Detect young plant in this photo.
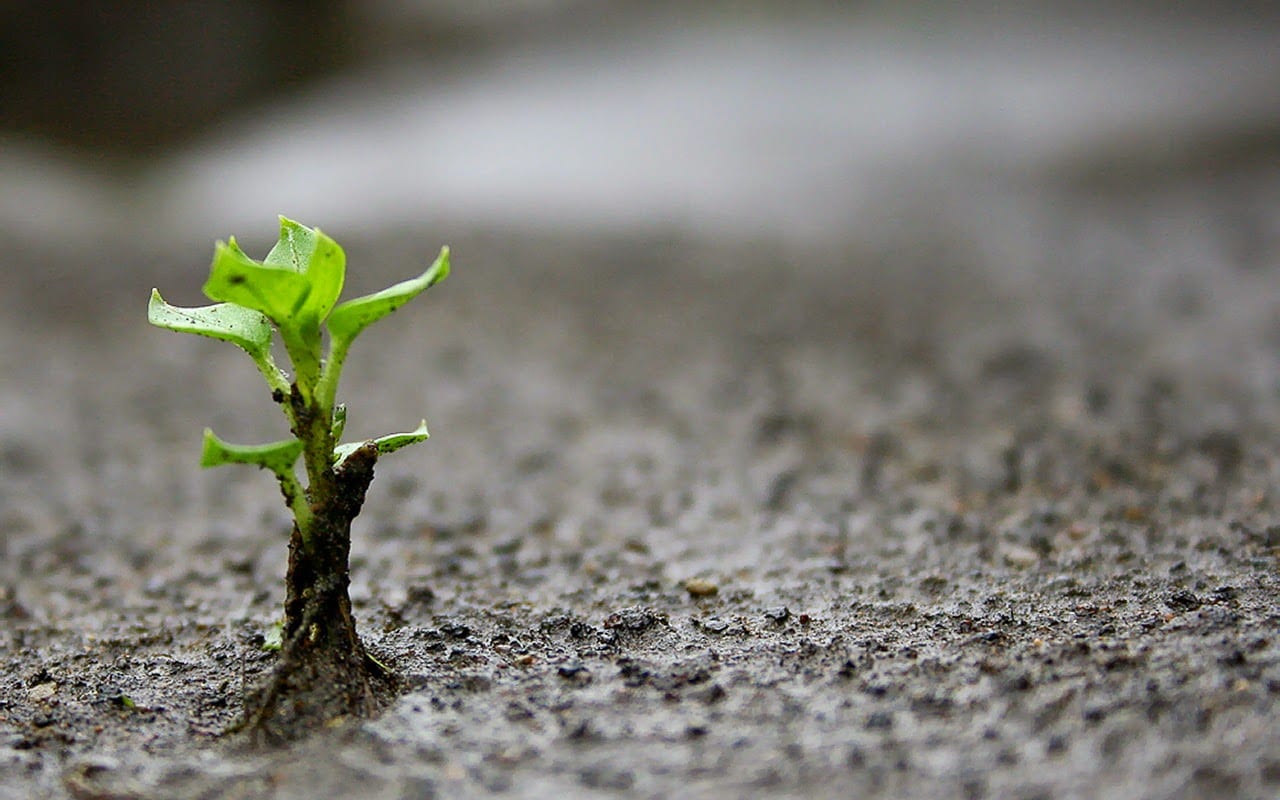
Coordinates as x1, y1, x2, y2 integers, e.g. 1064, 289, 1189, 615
149, 217, 449, 740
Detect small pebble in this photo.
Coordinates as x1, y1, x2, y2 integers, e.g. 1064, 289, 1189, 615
685, 579, 719, 597
701, 617, 730, 633
763, 606, 790, 623
1165, 589, 1202, 612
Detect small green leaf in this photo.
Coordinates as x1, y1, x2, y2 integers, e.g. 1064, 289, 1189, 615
263, 217, 312, 273
200, 428, 304, 474
265, 217, 346, 323
333, 420, 429, 467
261, 619, 284, 652
203, 237, 312, 327
332, 404, 347, 440
148, 289, 272, 359
328, 247, 449, 349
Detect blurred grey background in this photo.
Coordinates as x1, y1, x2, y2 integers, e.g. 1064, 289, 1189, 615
2, 0, 1278, 261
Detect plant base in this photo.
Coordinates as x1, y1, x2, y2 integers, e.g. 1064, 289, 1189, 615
232, 445, 397, 744
236, 639, 396, 745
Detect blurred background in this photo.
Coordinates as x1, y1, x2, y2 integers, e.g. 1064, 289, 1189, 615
2, 0, 1278, 260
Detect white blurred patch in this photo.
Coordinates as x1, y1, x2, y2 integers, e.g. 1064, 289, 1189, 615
3, 15, 1278, 248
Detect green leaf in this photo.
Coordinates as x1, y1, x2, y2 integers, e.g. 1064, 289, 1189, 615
332, 403, 347, 440
264, 217, 346, 323
333, 420, 429, 467
328, 247, 449, 349
263, 217, 311, 272
200, 428, 304, 474
261, 619, 284, 652
147, 289, 272, 359
203, 237, 312, 327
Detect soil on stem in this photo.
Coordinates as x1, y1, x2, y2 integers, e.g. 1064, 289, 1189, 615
235, 443, 398, 744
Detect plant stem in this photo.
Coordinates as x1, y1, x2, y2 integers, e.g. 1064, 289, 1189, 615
316, 338, 350, 421
273, 468, 311, 539
253, 352, 291, 398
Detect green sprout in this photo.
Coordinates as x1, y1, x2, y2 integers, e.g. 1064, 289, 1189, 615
149, 217, 449, 740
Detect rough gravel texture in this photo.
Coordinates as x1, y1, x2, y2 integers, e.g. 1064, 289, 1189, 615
2, 165, 1280, 799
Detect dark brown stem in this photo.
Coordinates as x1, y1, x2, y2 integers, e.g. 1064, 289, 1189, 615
236, 442, 393, 744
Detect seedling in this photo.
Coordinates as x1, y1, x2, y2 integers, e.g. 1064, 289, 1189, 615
149, 217, 449, 740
